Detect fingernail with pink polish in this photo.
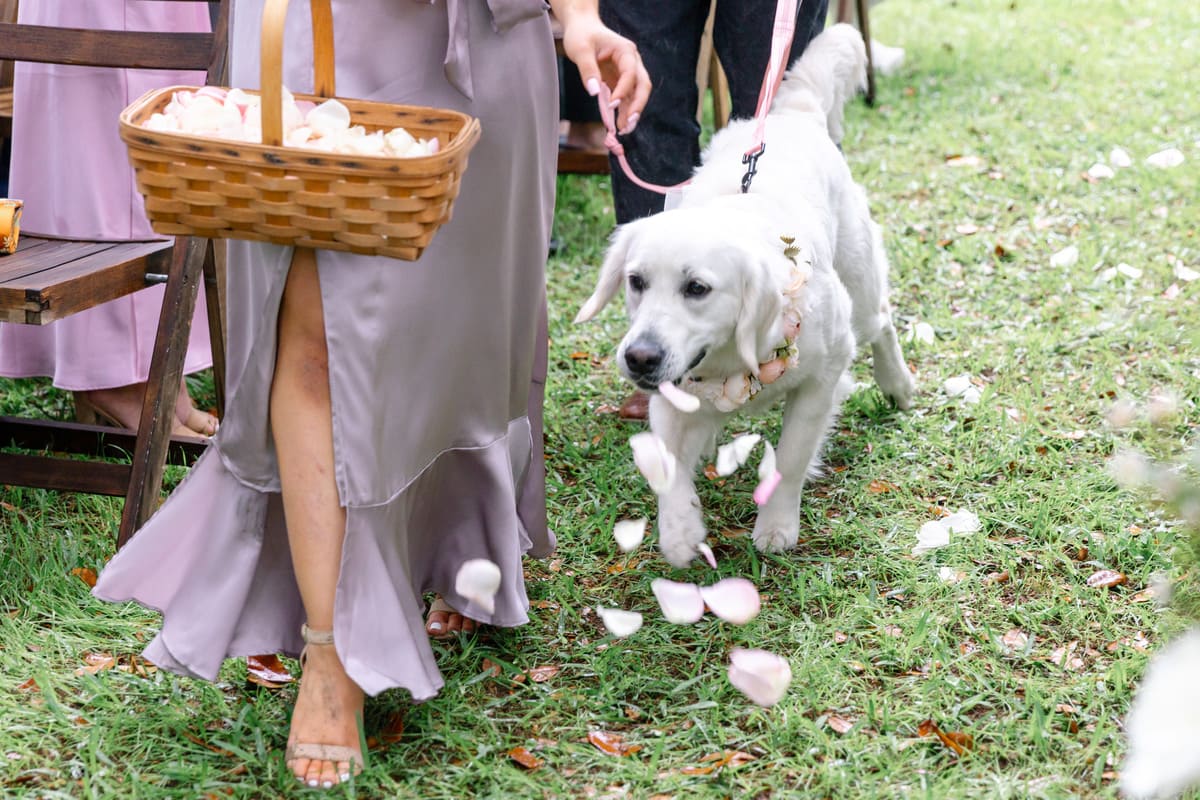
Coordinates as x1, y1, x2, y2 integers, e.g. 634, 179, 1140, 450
586, 78, 600, 96
608, 97, 621, 110
623, 112, 640, 133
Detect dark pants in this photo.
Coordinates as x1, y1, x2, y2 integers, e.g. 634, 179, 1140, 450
599, 0, 829, 224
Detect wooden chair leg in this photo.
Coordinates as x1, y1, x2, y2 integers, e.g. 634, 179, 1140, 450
203, 239, 227, 417
118, 236, 207, 549
855, 0, 877, 105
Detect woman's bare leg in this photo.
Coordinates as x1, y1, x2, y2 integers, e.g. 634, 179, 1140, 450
271, 248, 364, 788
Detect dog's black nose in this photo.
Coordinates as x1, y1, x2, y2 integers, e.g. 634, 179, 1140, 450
624, 340, 664, 376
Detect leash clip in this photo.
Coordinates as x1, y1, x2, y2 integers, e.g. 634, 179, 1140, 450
741, 143, 765, 194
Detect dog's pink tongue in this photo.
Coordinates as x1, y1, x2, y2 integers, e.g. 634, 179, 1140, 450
659, 381, 700, 413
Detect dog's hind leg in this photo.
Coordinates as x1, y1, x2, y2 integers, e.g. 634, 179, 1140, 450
870, 310, 915, 409
753, 372, 848, 554
862, 222, 915, 409
649, 396, 722, 568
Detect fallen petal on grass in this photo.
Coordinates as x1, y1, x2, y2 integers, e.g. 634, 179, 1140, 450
1087, 162, 1114, 180
700, 578, 761, 625
728, 648, 792, 707
942, 509, 982, 534
1145, 147, 1184, 168
454, 558, 501, 614
612, 518, 647, 553
1110, 146, 1132, 167
907, 321, 935, 344
651, 579, 705, 624
913, 521, 951, 555
630, 432, 678, 494
597, 607, 644, 638
1050, 245, 1079, 268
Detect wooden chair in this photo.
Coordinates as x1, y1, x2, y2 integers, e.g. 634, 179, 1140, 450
837, 0, 876, 104
0, 0, 15, 145
0, 0, 229, 548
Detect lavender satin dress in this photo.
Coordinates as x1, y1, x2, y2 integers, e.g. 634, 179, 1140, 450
95, 0, 557, 702
0, 0, 212, 390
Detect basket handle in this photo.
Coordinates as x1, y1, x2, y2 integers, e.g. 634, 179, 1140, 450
260, 0, 336, 147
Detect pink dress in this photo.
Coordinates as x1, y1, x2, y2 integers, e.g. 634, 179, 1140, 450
0, 0, 212, 390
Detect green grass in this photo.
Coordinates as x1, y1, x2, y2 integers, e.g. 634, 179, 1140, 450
3, 0, 1200, 796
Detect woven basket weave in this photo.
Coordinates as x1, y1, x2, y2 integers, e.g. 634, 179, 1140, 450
119, 0, 481, 260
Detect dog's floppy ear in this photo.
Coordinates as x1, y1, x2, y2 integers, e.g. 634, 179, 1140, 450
575, 225, 635, 323
735, 256, 783, 375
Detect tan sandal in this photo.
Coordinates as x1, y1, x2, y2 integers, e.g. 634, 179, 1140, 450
285, 624, 365, 787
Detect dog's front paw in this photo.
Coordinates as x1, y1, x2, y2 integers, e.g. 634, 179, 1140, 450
752, 509, 800, 554
658, 498, 707, 568
874, 360, 916, 411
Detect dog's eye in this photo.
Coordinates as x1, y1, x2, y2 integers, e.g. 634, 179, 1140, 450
628, 274, 646, 293
683, 279, 711, 299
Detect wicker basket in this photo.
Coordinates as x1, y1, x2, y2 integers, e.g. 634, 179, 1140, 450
119, 0, 481, 260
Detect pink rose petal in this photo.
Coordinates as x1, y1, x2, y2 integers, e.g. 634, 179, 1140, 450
728, 647, 792, 707
700, 578, 761, 625
753, 470, 782, 506
658, 381, 700, 413
697, 541, 718, 569
651, 579, 705, 624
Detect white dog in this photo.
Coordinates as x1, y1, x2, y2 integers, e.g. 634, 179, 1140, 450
575, 24, 916, 568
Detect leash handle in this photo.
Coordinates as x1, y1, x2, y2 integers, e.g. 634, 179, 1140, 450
596, 82, 689, 195
592, 0, 801, 197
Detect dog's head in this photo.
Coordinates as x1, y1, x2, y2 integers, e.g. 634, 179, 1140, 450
575, 206, 786, 391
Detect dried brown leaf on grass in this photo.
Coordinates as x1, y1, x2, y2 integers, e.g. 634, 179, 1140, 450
70, 567, 97, 588
508, 746, 545, 770
680, 750, 756, 775
1086, 569, 1128, 589
826, 714, 855, 735
587, 730, 642, 757
917, 719, 975, 756
245, 654, 293, 688
527, 665, 560, 683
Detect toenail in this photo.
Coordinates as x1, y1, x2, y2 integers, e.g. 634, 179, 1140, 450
429, 621, 443, 632
307, 779, 319, 787
339, 773, 351, 781
322, 780, 333, 788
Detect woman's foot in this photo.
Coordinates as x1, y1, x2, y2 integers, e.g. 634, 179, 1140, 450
286, 630, 365, 788
173, 380, 219, 437
425, 596, 479, 639
74, 379, 217, 439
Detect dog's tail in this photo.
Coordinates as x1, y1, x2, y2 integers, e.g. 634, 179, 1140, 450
772, 23, 867, 145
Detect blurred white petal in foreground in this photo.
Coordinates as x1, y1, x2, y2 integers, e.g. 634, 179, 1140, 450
612, 518, 647, 553
454, 559, 501, 614
1121, 628, 1200, 799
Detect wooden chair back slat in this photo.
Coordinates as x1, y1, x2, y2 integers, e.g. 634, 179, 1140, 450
0, 25, 215, 72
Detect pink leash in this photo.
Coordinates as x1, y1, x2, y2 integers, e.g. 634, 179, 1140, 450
597, 0, 800, 196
